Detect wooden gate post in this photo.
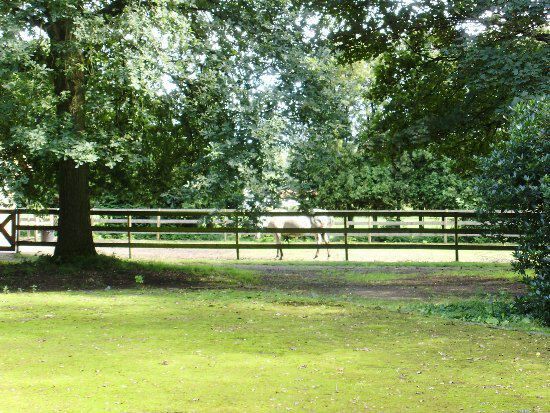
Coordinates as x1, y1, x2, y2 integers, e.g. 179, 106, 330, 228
15, 209, 20, 254
367, 216, 371, 243
156, 209, 161, 241
443, 211, 448, 244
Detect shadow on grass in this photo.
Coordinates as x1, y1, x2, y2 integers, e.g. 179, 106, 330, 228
0, 254, 260, 291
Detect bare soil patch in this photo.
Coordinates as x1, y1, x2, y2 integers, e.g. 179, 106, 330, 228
232, 263, 525, 299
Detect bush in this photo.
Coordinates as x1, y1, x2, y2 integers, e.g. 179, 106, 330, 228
476, 97, 549, 324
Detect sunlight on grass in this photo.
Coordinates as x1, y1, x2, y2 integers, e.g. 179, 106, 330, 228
0, 290, 547, 413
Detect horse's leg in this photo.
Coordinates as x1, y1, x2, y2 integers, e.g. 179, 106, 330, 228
324, 233, 330, 258
314, 233, 320, 259
274, 233, 280, 260
275, 233, 284, 260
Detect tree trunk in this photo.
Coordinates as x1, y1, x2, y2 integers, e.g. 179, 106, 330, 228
47, 17, 97, 258
54, 160, 96, 258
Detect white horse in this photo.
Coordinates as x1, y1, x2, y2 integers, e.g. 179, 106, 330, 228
259, 215, 333, 260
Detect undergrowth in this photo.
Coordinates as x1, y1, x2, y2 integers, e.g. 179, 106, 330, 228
413, 294, 537, 327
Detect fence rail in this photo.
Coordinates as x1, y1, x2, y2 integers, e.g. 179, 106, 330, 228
3, 208, 519, 261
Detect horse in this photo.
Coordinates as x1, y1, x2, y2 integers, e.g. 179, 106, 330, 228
259, 215, 333, 260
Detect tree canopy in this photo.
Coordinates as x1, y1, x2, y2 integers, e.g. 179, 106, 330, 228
308, 0, 549, 163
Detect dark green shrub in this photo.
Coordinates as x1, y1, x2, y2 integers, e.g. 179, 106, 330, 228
476, 97, 549, 324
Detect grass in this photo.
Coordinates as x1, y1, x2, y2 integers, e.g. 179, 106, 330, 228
319, 267, 522, 285
0, 255, 261, 290
1, 290, 548, 412
0, 256, 547, 412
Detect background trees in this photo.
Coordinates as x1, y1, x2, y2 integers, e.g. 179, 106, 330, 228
1, 1, 481, 221
308, 0, 549, 163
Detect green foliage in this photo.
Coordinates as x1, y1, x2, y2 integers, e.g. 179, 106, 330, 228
310, 0, 549, 163
476, 97, 549, 324
289, 144, 473, 209
2, 0, 544, 217
417, 297, 533, 326
0, 1, 308, 210
392, 150, 475, 209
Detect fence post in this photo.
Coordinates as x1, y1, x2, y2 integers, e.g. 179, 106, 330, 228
372, 215, 377, 242
344, 215, 349, 261
235, 213, 240, 260
14, 209, 20, 254
443, 210, 448, 244
224, 215, 228, 242
454, 213, 459, 262
156, 209, 161, 241
127, 214, 132, 259
367, 216, 371, 243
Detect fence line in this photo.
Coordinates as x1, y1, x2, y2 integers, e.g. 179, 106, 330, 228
6, 208, 519, 261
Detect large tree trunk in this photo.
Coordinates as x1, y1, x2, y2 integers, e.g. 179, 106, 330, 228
48, 17, 97, 258
54, 160, 96, 258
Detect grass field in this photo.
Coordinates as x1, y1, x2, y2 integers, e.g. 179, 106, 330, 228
0, 257, 548, 412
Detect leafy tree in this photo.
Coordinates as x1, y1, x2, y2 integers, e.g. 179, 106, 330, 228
0, 0, 307, 257
290, 144, 474, 210
279, 53, 474, 210
476, 98, 549, 324
0, 1, 198, 257
308, 0, 549, 163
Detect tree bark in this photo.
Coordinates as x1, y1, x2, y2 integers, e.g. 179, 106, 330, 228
54, 159, 96, 258
47, 16, 96, 258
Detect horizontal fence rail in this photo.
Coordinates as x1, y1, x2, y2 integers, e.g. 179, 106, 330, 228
5, 208, 521, 261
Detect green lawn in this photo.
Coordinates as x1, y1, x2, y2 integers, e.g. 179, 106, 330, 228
0, 258, 548, 412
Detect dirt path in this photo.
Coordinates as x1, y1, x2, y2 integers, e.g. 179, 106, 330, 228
233, 263, 525, 300
8, 245, 514, 262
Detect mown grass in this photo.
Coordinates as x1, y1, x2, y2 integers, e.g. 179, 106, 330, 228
1, 289, 548, 413
319, 268, 521, 285
0, 256, 547, 412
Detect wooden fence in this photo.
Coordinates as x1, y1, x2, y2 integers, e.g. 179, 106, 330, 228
3, 208, 519, 261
